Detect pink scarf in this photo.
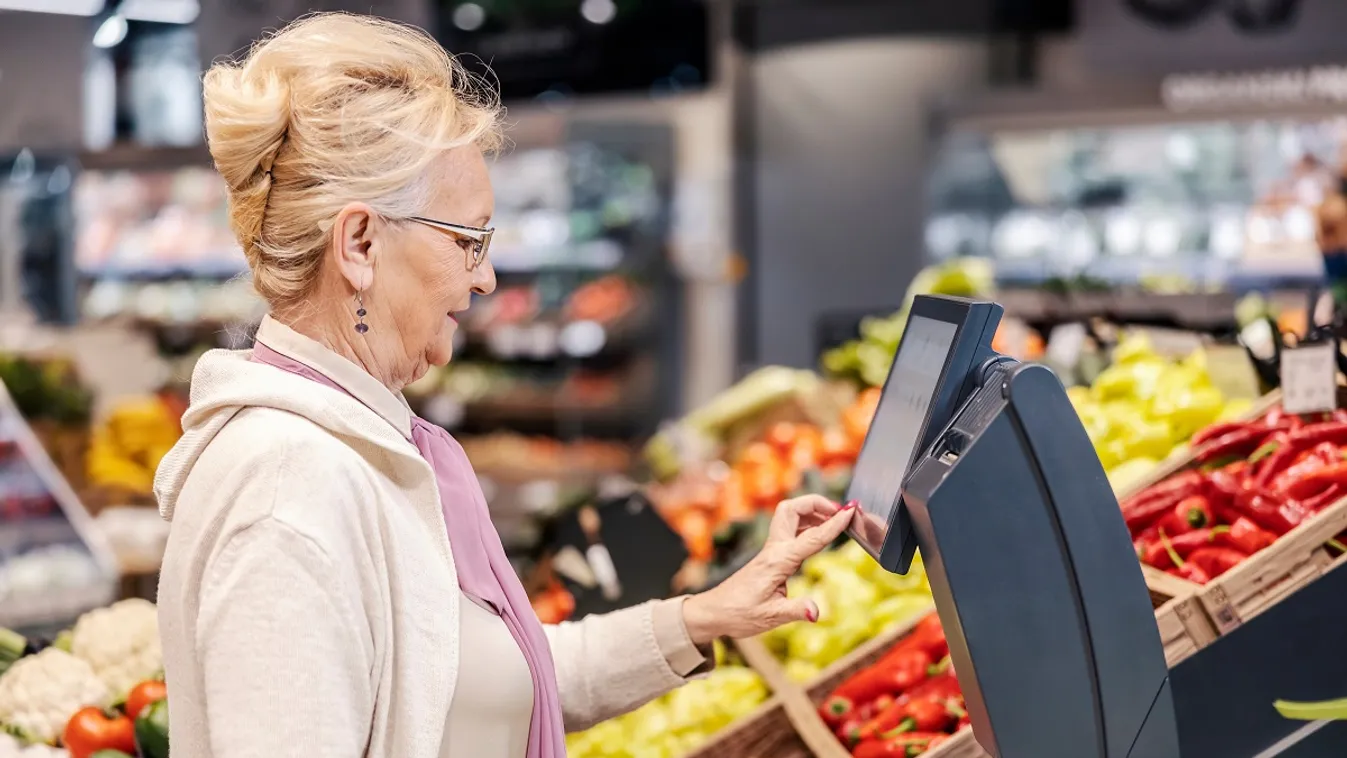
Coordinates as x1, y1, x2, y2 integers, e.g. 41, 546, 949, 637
250, 341, 565, 758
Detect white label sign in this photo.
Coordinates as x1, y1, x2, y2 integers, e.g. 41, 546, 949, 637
1281, 343, 1339, 415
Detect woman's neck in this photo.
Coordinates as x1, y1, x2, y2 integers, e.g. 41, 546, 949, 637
270, 307, 410, 392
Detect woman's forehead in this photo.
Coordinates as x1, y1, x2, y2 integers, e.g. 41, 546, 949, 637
427, 146, 494, 222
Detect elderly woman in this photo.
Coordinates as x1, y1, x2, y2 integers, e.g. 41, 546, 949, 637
153, 12, 858, 758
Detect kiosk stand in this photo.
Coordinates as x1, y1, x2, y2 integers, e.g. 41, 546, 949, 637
845, 295, 1179, 758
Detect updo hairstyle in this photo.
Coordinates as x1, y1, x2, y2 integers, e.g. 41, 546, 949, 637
202, 13, 503, 309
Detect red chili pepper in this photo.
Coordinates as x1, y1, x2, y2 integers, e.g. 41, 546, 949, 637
1142, 527, 1226, 568
837, 695, 894, 746
821, 694, 856, 728
838, 648, 935, 706
900, 671, 962, 704
1122, 471, 1205, 508
1174, 495, 1212, 531
1187, 547, 1248, 579
1194, 427, 1275, 464
1122, 491, 1187, 532
853, 733, 950, 758
1224, 517, 1276, 555
1133, 523, 1160, 559
895, 698, 956, 733
1230, 488, 1305, 536
1283, 462, 1347, 501
1176, 562, 1212, 584
1301, 484, 1346, 512
1288, 421, 1347, 448
1191, 420, 1257, 447
1250, 432, 1301, 488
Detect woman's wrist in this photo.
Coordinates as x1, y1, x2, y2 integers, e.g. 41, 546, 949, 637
681, 593, 720, 647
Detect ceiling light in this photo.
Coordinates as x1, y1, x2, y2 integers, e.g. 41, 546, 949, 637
452, 2, 485, 31
92, 13, 128, 48
580, 0, 616, 25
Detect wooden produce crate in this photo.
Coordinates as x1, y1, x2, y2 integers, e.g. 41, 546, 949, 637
684, 697, 811, 758
1118, 387, 1347, 636
1198, 493, 1347, 634
734, 611, 984, 758
1144, 567, 1218, 667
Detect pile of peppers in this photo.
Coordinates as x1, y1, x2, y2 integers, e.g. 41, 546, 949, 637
817, 614, 968, 757
1122, 406, 1347, 584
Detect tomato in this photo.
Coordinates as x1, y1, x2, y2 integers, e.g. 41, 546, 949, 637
125, 679, 168, 720
63, 707, 137, 758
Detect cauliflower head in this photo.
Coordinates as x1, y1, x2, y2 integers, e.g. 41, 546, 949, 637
71, 598, 162, 700
0, 648, 110, 745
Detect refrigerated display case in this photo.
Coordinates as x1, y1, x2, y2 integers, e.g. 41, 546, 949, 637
924, 95, 1345, 292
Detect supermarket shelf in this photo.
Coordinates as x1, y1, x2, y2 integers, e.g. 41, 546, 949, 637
79, 259, 248, 281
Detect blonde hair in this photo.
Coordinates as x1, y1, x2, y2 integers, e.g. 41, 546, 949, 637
203, 13, 503, 308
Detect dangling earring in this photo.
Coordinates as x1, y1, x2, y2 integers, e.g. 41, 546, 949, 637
355, 291, 369, 334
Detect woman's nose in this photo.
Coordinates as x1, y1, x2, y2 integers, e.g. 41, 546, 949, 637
471, 260, 497, 296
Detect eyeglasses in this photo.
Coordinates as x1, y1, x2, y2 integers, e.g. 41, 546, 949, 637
406, 216, 494, 271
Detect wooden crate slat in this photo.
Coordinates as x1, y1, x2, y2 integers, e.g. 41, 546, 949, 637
733, 635, 851, 758
927, 727, 991, 758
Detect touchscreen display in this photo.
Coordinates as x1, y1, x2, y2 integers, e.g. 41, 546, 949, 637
847, 315, 958, 553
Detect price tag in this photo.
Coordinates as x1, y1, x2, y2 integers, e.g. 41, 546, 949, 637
1280, 343, 1339, 415
1203, 345, 1262, 400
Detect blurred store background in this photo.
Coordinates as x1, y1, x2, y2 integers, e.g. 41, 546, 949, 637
6, 1, 1347, 756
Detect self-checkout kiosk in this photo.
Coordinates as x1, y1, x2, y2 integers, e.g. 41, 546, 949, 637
845, 295, 1180, 758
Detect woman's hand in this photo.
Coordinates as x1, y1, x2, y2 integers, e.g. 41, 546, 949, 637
681, 495, 857, 645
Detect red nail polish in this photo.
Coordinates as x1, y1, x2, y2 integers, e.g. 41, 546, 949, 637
843, 500, 859, 510
805, 605, 819, 623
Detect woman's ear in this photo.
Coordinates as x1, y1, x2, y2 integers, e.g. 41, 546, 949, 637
331, 202, 380, 292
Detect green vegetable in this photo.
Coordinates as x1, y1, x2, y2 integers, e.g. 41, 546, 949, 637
1275, 697, 1347, 721
0, 628, 26, 678
134, 698, 170, 758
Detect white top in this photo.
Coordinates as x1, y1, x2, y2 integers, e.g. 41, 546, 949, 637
154, 316, 710, 758
442, 594, 534, 758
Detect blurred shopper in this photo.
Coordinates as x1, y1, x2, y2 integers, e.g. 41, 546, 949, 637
152, 13, 855, 758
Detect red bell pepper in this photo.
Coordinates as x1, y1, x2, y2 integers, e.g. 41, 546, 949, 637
1122, 491, 1188, 533
1224, 517, 1276, 555
1187, 547, 1248, 579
